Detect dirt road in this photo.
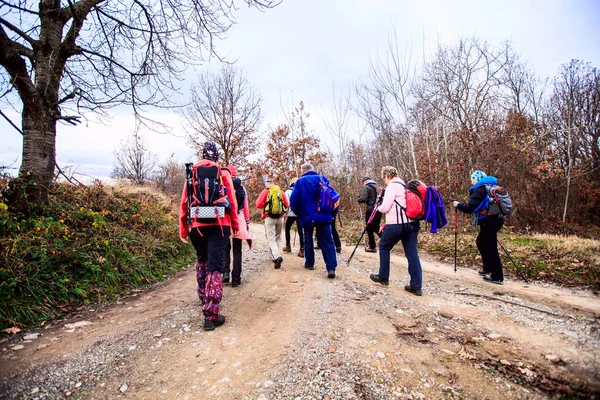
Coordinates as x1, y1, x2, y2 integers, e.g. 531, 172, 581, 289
1, 224, 599, 399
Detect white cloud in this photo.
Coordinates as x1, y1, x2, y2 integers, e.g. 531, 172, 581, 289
2, 0, 599, 181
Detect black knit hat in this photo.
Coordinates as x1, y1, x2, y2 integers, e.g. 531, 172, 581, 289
362, 176, 372, 182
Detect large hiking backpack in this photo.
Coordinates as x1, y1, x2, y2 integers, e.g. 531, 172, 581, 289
265, 185, 287, 218
185, 163, 231, 223
403, 180, 428, 220
484, 185, 513, 216
232, 177, 246, 212
317, 176, 341, 215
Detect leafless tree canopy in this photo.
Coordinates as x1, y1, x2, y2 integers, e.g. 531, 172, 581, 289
183, 65, 262, 170
112, 134, 157, 185
0, 0, 279, 210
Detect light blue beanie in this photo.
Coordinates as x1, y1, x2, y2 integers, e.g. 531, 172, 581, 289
470, 170, 487, 182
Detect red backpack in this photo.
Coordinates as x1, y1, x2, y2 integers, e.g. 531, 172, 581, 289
392, 180, 427, 221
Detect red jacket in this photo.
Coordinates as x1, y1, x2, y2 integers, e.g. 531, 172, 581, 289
255, 185, 289, 219
179, 160, 239, 238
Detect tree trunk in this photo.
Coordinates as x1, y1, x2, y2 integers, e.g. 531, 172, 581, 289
12, 107, 56, 212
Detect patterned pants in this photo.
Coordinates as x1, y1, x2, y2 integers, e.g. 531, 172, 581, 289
195, 260, 223, 321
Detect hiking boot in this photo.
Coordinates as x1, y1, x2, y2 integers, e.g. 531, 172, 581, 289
304, 263, 314, 270
404, 285, 423, 296
336, 247, 342, 254
297, 248, 304, 258
231, 281, 241, 288
483, 276, 504, 285
315, 244, 321, 250
282, 245, 291, 253
327, 270, 336, 279
274, 256, 283, 269
369, 273, 389, 286
222, 271, 230, 283
478, 270, 491, 276
365, 248, 377, 253
203, 314, 226, 331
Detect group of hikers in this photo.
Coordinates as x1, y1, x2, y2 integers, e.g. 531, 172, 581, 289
179, 141, 508, 331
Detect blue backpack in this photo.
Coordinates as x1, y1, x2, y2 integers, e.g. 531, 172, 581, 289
317, 176, 340, 215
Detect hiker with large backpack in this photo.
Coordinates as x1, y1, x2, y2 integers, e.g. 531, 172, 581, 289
283, 177, 305, 258
358, 176, 379, 252
222, 165, 252, 287
179, 141, 239, 331
452, 170, 509, 285
256, 178, 289, 269
369, 166, 424, 296
290, 162, 339, 279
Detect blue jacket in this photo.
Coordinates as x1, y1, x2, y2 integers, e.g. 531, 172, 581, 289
457, 176, 503, 222
290, 170, 333, 227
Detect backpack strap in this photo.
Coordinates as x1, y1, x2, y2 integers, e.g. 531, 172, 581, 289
389, 181, 407, 225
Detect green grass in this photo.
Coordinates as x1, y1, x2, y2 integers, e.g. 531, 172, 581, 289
0, 182, 193, 331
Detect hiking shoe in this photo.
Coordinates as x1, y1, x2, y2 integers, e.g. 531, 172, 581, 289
231, 281, 241, 288
315, 245, 321, 250
483, 276, 504, 285
327, 270, 336, 279
404, 285, 423, 296
369, 274, 389, 286
336, 247, 342, 254
222, 271, 230, 283
282, 245, 291, 253
304, 263, 314, 270
274, 256, 283, 269
365, 248, 377, 253
203, 314, 226, 331
478, 270, 491, 276
297, 248, 304, 258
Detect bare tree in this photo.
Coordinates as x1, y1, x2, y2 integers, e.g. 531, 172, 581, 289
183, 65, 262, 170
112, 134, 157, 185
0, 0, 279, 212
153, 155, 186, 196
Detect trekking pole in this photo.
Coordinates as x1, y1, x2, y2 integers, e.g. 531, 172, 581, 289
347, 226, 368, 267
358, 204, 367, 249
453, 206, 458, 273
347, 208, 378, 267
497, 240, 528, 283
185, 163, 193, 226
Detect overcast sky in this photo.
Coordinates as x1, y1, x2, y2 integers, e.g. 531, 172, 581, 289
1, 0, 599, 182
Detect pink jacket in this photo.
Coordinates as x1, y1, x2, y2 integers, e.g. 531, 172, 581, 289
377, 177, 415, 224
232, 186, 251, 242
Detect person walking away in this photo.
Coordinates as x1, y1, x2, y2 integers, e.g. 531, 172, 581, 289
358, 176, 379, 252
369, 166, 423, 296
290, 163, 338, 279
179, 142, 239, 330
283, 177, 305, 257
452, 170, 505, 284
223, 165, 252, 287
256, 178, 289, 268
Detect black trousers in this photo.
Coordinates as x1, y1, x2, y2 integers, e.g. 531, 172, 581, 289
285, 216, 304, 249
189, 226, 231, 273
477, 219, 504, 281
364, 208, 379, 249
223, 238, 243, 284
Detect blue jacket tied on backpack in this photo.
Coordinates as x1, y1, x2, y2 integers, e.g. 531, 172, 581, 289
290, 170, 334, 228
424, 186, 447, 233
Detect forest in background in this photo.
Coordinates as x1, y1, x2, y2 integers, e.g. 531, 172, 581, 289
145, 37, 599, 237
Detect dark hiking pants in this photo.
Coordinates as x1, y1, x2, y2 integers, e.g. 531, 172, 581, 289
477, 219, 504, 281
190, 226, 230, 320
